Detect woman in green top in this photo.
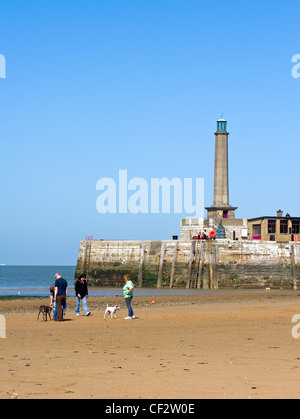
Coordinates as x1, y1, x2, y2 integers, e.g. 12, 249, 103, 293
123, 274, 135, 319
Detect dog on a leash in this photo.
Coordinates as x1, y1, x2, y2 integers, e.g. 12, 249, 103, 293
104, 304, 120, 319
37, 305, 52, 322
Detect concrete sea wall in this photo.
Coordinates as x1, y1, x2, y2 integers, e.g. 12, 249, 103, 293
75, 240, 300, 289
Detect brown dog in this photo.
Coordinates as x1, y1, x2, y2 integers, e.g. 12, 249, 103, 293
37, 305, 52, 322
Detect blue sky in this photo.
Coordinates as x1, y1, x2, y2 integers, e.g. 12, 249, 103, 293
0, 0, 299, 265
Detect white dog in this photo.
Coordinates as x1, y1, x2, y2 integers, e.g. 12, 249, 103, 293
104, 304, 120, 319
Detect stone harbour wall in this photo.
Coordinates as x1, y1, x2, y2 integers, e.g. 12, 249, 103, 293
75, 240, 300, 289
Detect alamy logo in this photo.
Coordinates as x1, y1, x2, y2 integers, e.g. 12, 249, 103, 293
292, 54, 300, 79
96, 170, 204, 218
0, 54, 6, 79
291, 314, 300, 339
0, 315, 6, 339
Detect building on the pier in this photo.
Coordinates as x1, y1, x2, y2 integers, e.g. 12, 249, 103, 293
248, 210, 300, 243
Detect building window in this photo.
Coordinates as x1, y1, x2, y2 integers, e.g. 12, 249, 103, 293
292, 221, 300, 234
280, 220, 288, 234
268, 220, 276, 234
252, 225, 261, 236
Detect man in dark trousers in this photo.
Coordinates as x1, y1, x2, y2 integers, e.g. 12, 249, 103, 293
54, 273, 68, 322
75, 273, 91, 316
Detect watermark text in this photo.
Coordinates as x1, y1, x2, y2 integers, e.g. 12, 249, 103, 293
292, 314, 300, 339
0, 315, 6, 339
96, 170, 204, 218
292, 54, 300, 79
0, 54, 6, 79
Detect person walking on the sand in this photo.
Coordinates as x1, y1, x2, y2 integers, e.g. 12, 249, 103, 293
75, 273, 91, 317
123, 274, 135, 319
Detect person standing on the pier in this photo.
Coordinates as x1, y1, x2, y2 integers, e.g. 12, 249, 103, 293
123, 274, 135, 319
54, 273, 68, 322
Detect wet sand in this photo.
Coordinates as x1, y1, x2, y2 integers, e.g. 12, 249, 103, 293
1, 291, 300, 399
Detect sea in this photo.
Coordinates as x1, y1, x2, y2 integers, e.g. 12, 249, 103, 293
0, 266, 77, 297
0, 266, 274, 298
0, 265, 217, 297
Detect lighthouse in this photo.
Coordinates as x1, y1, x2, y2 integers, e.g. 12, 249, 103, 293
206, 117, 237, 223
180, 117, 247, 241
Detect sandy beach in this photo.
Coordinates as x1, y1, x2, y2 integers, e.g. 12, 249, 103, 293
1, 291, 300, 399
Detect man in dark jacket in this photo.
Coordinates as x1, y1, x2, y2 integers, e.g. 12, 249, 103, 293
75, 273, 91, 317
54, 273, 68, 322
